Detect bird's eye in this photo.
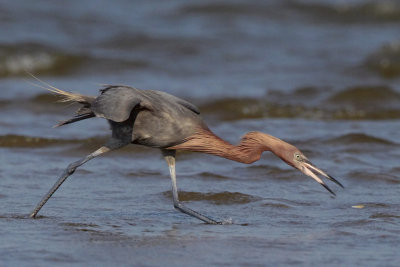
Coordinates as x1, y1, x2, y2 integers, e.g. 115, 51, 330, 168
294, 153, 301, 160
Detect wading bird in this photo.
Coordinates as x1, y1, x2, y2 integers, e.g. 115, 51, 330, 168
30, 84, 343, 224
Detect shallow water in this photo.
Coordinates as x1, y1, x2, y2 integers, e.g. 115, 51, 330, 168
1, 0, 399, 266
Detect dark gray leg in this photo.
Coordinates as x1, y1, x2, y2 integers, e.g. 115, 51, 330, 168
162, 150, 221, 224
30, 141, 126, 218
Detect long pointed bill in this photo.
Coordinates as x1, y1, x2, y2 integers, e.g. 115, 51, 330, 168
301, 160, 344, 196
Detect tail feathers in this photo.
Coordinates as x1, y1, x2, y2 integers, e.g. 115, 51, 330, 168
46, 87, 95, 104
27, 72, 95, 104
48, 88, 88, 103
54, 113, 96, 128
45, 86, 96, 127
27, 73, 97, 127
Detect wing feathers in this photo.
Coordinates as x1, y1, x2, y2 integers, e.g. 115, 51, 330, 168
91, 86, 200, 122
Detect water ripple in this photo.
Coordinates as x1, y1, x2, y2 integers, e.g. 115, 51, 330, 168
163, 191, 262, 205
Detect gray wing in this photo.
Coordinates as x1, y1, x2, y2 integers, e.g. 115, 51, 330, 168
91, 86, 201, 122
150, 90, 200, 114
91, 86, 149, 122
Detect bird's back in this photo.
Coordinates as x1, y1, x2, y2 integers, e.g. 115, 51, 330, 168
91, 86, 208, 148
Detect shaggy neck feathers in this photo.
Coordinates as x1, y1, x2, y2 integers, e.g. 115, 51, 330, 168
168, 129, 285, 164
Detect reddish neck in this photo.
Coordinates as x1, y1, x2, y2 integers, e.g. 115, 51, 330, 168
168, 129, 285, 164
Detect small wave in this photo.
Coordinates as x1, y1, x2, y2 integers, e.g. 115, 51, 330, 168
0, 93, 76, 116
261, 202, 291, 209
264, 198, 318, 207
321, 85, 400, 119
332, 219, 372, 227
0, 134, 104, 148
179, 2, 275, 17
0, 214, 31, 220
0, 42, 148, 78
196, 171, 232, 180
163, 191, 262, 205
326, 133, 395, 145
347, 171, 399, 184
198, 84, 400, 120
61, 222, 99, 228
199, 98, 400, 121
0, 43, 83, 77
181, 3, 254, 15
370, 213, 400, 219
327, 85, 400, 106
365, 41, 400, 78
0, 99, 8, 108
245, 165, 298, 181
391, 167, 400, 173
126, 170, 162, 178
199, 98, 263, 120
101, 33, 205, 58
332, 230, 357, 237
287, 0, 400, 23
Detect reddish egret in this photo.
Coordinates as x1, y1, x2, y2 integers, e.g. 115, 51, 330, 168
30, 84, 343, 224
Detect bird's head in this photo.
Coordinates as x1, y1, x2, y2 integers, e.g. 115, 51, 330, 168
240, 132, 343, 195
274, 142, 344, 196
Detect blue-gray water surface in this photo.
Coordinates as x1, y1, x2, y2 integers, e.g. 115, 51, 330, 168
0, 0, 399, 266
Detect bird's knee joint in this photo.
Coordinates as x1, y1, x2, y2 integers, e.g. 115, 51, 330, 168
66, 163, 77, 175
173, 202, 182, 210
